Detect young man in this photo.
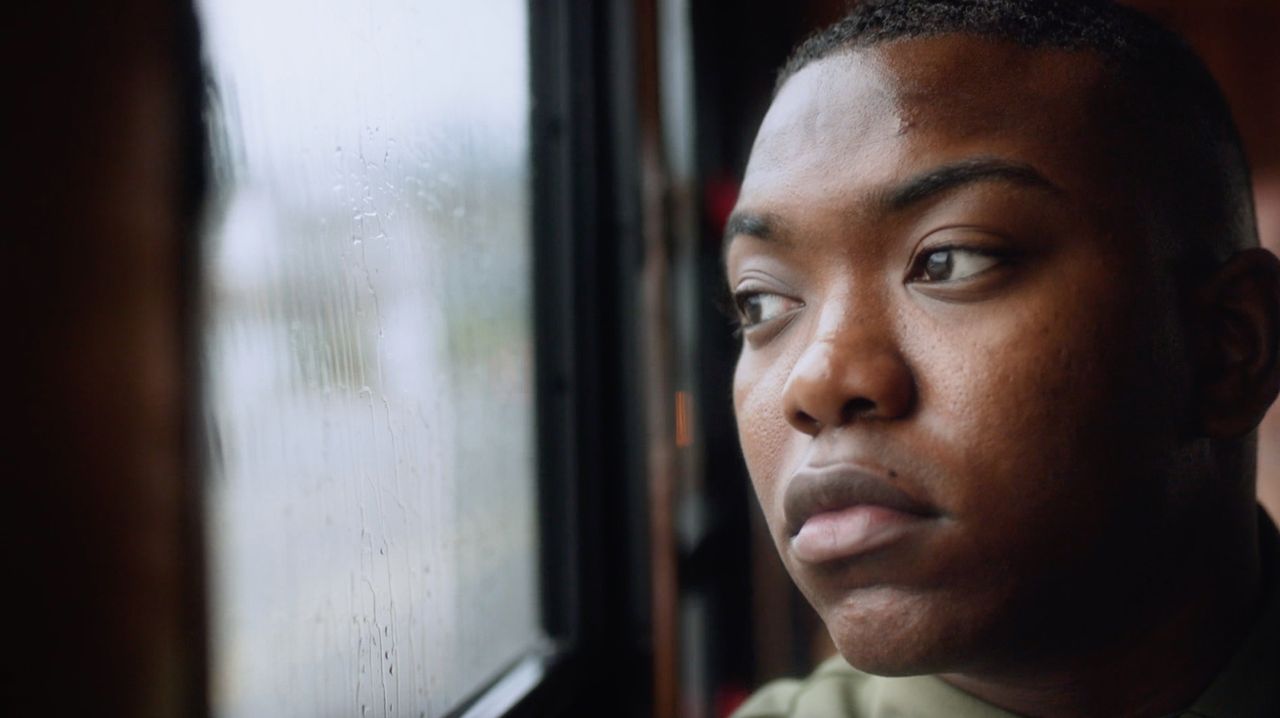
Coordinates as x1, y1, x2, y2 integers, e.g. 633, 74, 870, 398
723, 1, 1280, 715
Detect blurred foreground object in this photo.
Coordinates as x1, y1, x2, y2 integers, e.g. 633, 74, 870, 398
6, 1, 206, 715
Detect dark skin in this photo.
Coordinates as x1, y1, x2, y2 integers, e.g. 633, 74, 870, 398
726, 36, 1280, 717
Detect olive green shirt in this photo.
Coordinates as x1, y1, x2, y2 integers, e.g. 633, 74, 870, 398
734, 514, 1280, 718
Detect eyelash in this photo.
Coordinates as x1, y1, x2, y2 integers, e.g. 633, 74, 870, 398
716, 288, 749, 337
725, 290, 754, 337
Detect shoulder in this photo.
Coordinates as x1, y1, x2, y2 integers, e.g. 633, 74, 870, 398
730, 657, 871, 718
730, 656, 1023, 718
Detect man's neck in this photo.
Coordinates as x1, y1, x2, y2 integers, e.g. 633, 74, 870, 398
940, 503, 1264, 718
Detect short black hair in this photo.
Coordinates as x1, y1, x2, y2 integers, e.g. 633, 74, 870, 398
777, 0, 1257, 267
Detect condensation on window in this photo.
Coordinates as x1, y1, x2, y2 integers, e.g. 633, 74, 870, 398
196, 1, 539, 715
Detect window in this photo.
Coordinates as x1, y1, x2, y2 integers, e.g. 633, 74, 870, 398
197, 1, 541, 714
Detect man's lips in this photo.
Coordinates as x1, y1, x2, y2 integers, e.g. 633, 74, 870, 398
783, 463, 938, 564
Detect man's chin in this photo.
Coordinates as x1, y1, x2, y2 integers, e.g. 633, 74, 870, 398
818, 587, 990, 677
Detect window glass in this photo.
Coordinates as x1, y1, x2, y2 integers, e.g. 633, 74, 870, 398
196, 1, 539, 715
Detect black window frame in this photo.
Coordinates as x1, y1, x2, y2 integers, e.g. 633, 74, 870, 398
445, 1, 653, 715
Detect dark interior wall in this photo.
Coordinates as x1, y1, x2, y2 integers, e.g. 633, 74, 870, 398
1128, 0, 1280, 173
7, 3, 204, 715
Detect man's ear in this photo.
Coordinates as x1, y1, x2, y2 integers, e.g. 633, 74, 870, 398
1194, 247, 1280, 438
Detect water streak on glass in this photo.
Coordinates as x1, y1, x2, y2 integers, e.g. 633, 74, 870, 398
195, 1, 539, 715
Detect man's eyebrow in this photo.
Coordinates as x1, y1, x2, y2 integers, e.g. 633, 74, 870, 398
723, 211, 784, 245
883, 157, 1061, 210
721, 159, 1058, 267
722, 210, 790, 266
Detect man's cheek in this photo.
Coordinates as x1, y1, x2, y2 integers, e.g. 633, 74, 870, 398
916, 325, 1105, 511
735, 363, 795, 510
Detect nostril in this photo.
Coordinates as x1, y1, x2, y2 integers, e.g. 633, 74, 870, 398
839, 398, 876, 424
792, 409, 821, 434
781, 341, 914, 432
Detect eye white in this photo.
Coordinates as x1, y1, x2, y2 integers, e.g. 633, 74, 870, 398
756, 294, 793, 322
951, 249, 998, 279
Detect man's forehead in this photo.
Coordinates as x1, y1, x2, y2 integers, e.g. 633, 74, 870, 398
754, 52, 900, 151
741, 36, 1117, 208
752, 39, 1108, 149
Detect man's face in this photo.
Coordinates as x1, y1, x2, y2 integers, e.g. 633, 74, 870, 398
727, 36, 1205, 675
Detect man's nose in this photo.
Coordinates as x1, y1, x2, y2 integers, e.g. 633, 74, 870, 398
781, 328, 915, 436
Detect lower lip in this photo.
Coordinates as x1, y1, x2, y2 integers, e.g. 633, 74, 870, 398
790, 505, 925, 564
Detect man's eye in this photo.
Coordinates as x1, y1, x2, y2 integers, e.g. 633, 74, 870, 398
916, 248, 1000, 282
735, 291, 802, 328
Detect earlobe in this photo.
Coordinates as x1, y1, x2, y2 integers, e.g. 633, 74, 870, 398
1195, 247, 1280, 438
